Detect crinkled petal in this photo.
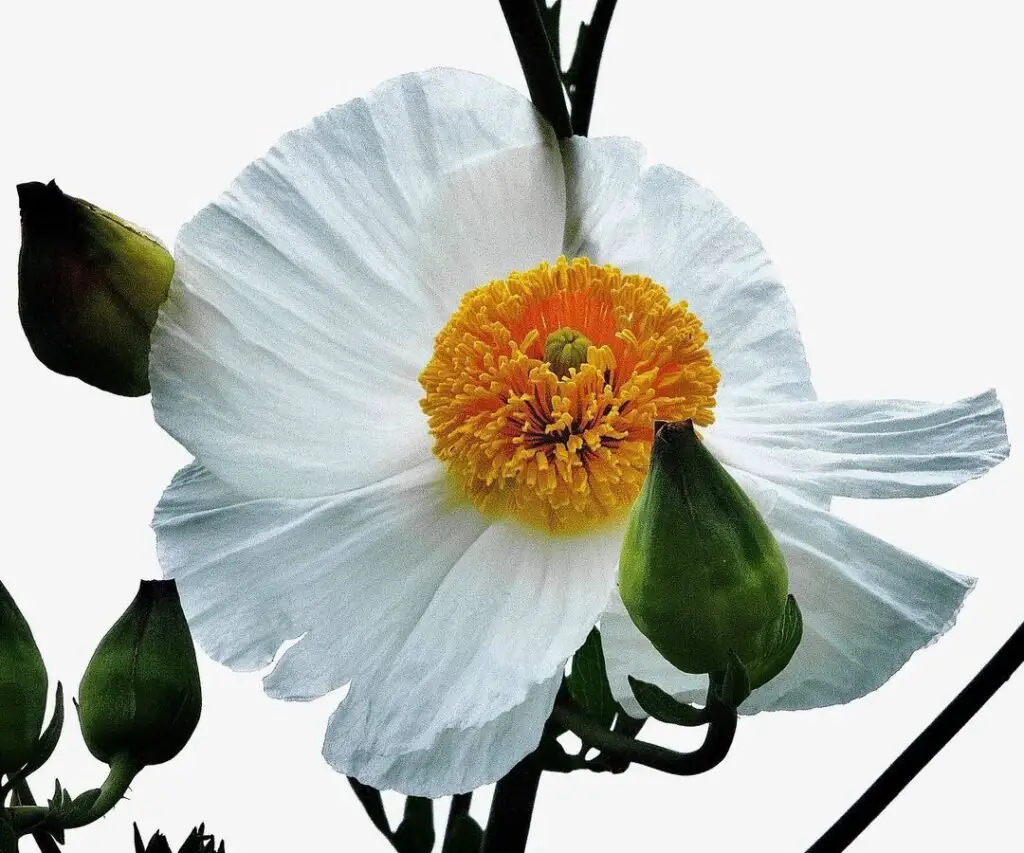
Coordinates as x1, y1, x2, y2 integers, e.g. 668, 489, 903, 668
709, 390, 1009, 499
325, 675, 563, 797
560, 137, 814, 406
324, 522, 623, 794
602, 474, 975, 715
154, 461, 620, 795
151, 69, 561, 498
153, 459, 489, 689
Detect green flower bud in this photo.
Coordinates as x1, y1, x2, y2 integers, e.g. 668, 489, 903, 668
77, 580, 201, 767
17, 180, 173, 396
619, 420, 789, 675
0, 580, 48, 774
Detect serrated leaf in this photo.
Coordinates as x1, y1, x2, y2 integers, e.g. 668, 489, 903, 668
347, 777, 393, 840
746, 595, 803, 690
393, 797, 434, 853
135, 823, 148, 853
709, 652, 751, 709
567, 629, 618, 728
628, 677, 708, 727
443, 814, 484, 853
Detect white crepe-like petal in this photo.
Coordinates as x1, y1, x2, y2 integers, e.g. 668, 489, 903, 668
326, 675, 563, 797
154, 461, 620, 794
601, 474, 974, 715
560, 137, 814, 406
709, 390, 1009, 500
153, 459, 489, 689
151, 69, 561, 499
323, 522, 623, 794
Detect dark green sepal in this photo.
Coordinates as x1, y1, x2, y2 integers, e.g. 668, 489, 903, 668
746, 595, 804, 690
627, 676, 708, 726
0, 580, 48, 776
567, 628, 618, 728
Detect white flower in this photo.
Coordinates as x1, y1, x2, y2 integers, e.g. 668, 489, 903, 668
149, 69, 1009, 796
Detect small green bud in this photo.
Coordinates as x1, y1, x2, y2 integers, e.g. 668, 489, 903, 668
0, 580, 48, 774
619, 420, 789, 675
77, 580, 201, 767
16, 180, 173, 396
544, 327, 592, 377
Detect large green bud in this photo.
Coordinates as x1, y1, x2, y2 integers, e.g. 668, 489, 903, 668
0, 580, 48, 774
17, 180, 173, 396
77, 580, 201, 767
619, 420, 789, 675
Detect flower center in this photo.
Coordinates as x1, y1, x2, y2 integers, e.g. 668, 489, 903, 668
419, 257, 720, 534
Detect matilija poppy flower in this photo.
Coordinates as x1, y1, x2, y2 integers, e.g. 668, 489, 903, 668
150, 69, 1009, 796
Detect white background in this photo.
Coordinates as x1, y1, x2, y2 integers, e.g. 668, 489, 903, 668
1, 1, 1021, 851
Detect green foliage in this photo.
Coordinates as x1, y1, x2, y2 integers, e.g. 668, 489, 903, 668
134, 823, 225, 853
567, 629, 619, 728
627, 677, 707, 727
746, 595, 804, 690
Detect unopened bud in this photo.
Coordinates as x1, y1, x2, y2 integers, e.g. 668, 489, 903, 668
618, 420, 789, 675
77, 580, 201, 767
17, 180, 173, 396
0, 580, 48, 774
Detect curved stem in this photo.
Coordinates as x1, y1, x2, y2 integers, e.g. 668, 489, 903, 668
499, 0, 573, 137
74, 754, 139, 828
566, 0, 618, 136
552, 699, 737, 775
807, 619, 1024, 852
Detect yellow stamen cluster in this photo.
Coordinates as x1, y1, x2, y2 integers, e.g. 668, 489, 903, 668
419, 257, 720, 534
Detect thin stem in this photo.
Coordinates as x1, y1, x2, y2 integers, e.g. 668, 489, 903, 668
498, 0, 573, 137
807, 620, 1024, 852
552, 699, 737, 775
481, 753, 543, 853
10, 780, 61, 853
444, 792, 473, 840
566, 0, 618, 136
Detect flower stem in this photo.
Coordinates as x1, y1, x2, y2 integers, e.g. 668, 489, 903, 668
564, 0, 618, 136
10, 780, 61, 853
481, 753, 543, 853
552, 697, 737, 775
443, 791, 472, 840
498, 0, 573, 138
807, 619, 1024, 852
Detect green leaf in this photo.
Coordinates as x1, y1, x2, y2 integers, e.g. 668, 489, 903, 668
393, 797, 434, 853
627, 677, 708, 727
746, 595, 803, 690
0, 809, 17, 853
567, 629, 618, 728
443, 814, 484, 853
709, 652, 751, 709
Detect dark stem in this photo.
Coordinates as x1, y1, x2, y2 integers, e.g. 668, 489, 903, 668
499, 0, 573, 138
566, 0, 618, 136
807, 620, 1024, 853
481, 753, 543, 853
11, 779, 61, 853
552, 698, 737, 775
443, 792, 473, 847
